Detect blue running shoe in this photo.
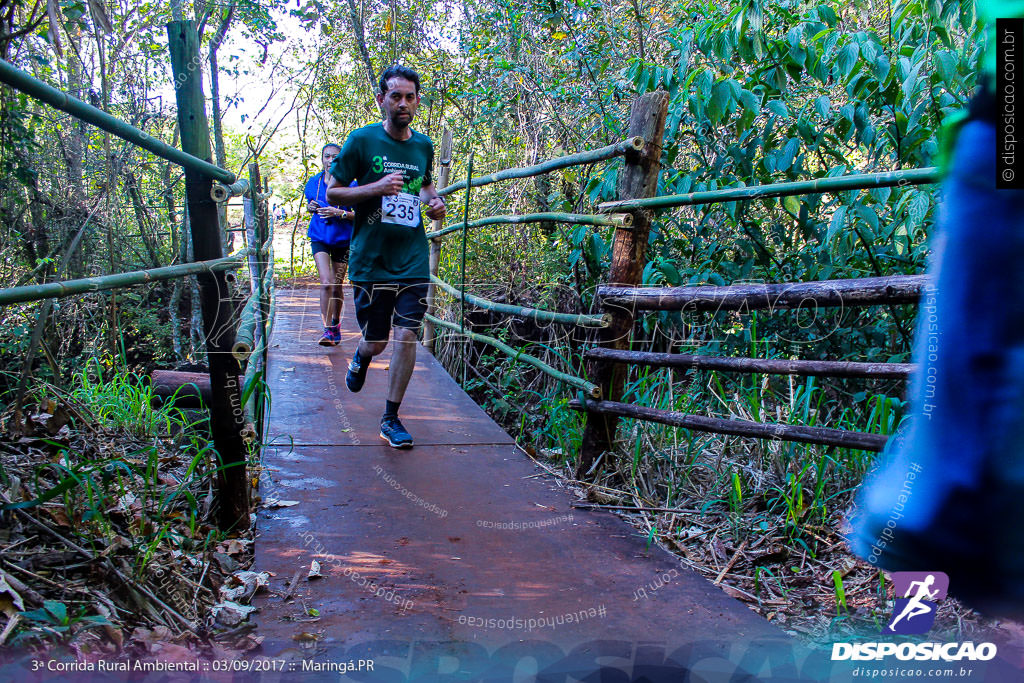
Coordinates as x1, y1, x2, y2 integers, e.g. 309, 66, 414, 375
346, 352, 369, 392
379, 416, 413, 449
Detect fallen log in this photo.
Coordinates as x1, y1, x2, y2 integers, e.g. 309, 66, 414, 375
151, 370, 216, 408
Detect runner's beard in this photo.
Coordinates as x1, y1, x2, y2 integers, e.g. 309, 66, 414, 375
390, 110, 412, 129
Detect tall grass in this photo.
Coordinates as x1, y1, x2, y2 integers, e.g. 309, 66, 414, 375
18, 365, 225, 577
69, 359, 190, 437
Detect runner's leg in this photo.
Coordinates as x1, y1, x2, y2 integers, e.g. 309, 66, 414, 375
327, 248, 348, 328
348, 283, 393, 392
387, 326, 417, 403
313, 249, 334, 326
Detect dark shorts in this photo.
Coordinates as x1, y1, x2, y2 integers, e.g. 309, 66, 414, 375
311, 240, 350, 263
351, 281, 429, 343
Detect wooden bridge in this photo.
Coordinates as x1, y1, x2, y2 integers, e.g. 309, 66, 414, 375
249, 283, 816, 680
2, 21, 1021, 681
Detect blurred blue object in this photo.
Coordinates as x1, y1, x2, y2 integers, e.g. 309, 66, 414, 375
849, 119, 1024, 616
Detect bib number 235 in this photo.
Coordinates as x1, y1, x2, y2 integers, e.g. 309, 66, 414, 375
382, 193, 419, 228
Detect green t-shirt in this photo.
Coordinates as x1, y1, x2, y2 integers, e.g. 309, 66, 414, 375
329, 123, 434, 281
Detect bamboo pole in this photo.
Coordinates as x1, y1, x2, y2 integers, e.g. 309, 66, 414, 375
426, 212, 631, 240
233, 292, 259, 361
584, 348, 915, 379
0, 250, 251, 306
459, 154, 473, 388
0, 58, 235, 184
243, 282, 276, 430
598, 167, 940, 212
431, 275, 607, 327
248, 163, 268, 361
568, 399, 889, 452
424, 128, 453, 351
579, 91, 669, 477
211, 178, 249, 202
599, 274, 928, 312
438, 136, 644, 197
168, 19, 249, 532
248, 241, 275, 441
424, 313, 600, 398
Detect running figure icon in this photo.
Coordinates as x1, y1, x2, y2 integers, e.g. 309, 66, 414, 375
887, 574, 940, 632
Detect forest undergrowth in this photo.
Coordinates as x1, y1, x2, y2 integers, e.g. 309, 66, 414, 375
0, 365, 262, 659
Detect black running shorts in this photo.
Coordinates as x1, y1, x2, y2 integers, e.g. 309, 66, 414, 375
351, 281, 429, 342
310, 240, 350, 263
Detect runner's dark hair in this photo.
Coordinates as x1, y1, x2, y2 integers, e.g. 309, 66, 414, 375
378, 65, 421, 94
321, 142, 342, 155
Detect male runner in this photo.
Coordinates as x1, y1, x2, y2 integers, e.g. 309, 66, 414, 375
326, 64, 446, 448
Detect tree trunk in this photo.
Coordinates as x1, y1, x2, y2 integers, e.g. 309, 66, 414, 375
577, 91, 668, 479
209, 2, 235, 253
168, 19, 249, 532
124, 170, 162, 269
343, 0, 376, 97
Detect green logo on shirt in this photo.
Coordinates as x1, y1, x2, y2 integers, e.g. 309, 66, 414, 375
372, 155, 384, 173
404, 176, 424, 194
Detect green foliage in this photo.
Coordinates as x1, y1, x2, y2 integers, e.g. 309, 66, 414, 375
10, 371, 221, 574
69, 360, 181, 437
12, 600, 111, 647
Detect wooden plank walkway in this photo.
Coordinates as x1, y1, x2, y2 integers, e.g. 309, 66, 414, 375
246, 285, 825, 680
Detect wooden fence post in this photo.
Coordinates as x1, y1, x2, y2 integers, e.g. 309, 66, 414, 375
248, 163, 266, 283
424, 128, 453, 352
167, 20, 249, 531
249, 163, 272, 439
577, 91, 669, 478
243, 185, 258, 293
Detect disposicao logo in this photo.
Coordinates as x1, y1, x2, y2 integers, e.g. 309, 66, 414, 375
886, 571, 948, 634
831, 571, 998, 662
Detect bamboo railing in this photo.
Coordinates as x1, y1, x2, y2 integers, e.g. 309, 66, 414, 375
0, 248, 253, 307
242, 244, 275, 431
431, 276, 607, 328
0, 58, 236, 185
438, 136, 643, 196
424, 313, 600, 398
424, 93, 935, 474
598, 167, 940, 212
425, 211, 631, 239
233, 238, 275, 361
212, 179, 251, 202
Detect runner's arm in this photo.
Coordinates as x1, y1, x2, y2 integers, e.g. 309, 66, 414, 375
420, 182, 446, 221
304, 178, 319, 212
326, 172, 403, 205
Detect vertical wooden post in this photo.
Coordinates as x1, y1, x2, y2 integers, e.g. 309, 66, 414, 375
423, 128, 453, 352
167, 20, 249, 531
577, 91, 669, 479
259, 176, 272, 340
248, 163, 266, 284
243, 191, 258, 293
248, 163, 271, 439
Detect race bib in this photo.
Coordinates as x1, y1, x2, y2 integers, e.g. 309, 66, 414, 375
381, 192, 419, 227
